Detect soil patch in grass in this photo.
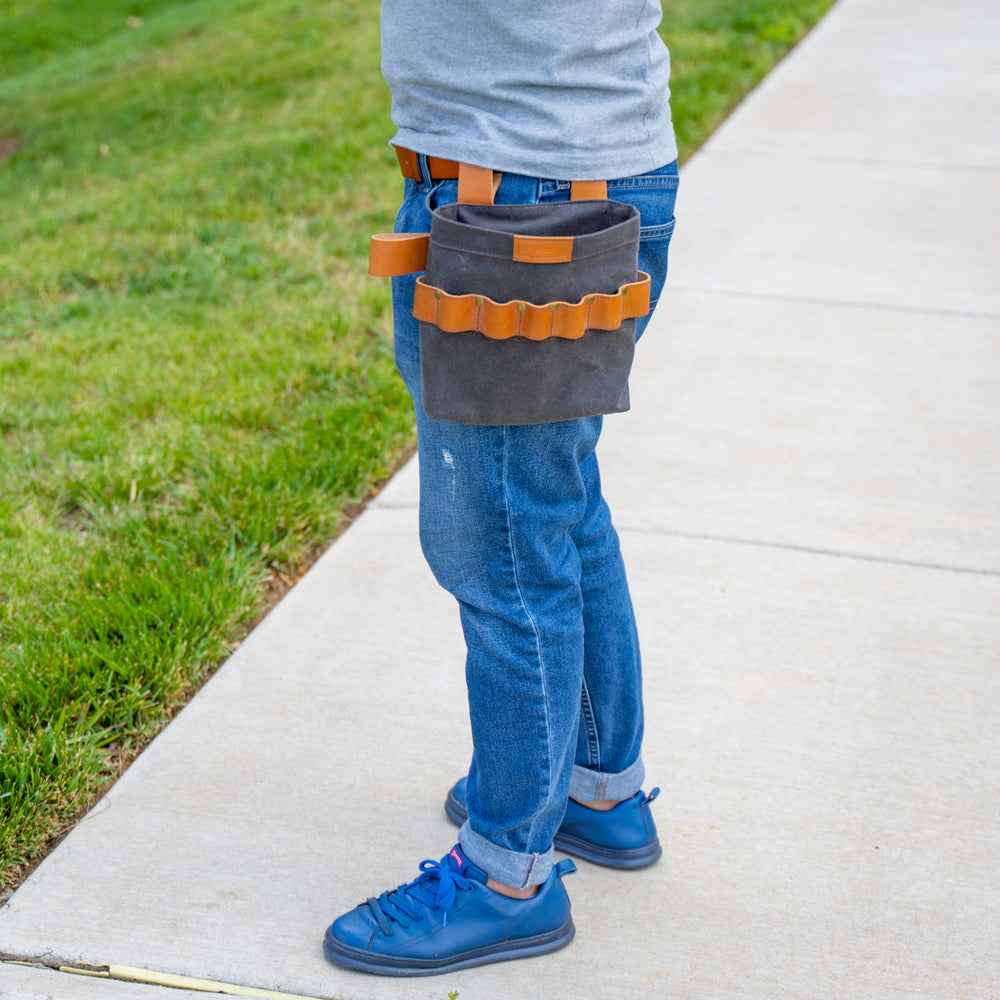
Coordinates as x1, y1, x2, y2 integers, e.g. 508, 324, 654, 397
0, 136, 23, 159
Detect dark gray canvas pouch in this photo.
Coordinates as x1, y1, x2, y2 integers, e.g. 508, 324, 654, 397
418, 199, 643, 425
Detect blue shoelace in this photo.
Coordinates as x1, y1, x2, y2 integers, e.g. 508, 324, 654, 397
366, 854, 474, 933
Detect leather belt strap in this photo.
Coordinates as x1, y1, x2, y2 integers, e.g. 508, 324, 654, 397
395, 146, 460, 182
394, 147, 608, 202
458, 163, 500, 205
412, 272, 651, 341
570, 179, 608, 201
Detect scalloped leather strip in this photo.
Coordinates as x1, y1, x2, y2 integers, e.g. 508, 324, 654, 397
413, 272, 651, 341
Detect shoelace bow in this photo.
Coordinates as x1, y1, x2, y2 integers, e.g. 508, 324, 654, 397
366, 856, 473, 934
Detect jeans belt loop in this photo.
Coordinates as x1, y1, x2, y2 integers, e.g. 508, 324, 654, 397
417, 152, 432, 187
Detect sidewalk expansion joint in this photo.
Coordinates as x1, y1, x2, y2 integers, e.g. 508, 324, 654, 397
667, 283, 1000, 321
699, 145, 1000, 173
618, 525, 1000, 579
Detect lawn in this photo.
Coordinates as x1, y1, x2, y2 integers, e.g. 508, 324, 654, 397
0, 0, 834, 888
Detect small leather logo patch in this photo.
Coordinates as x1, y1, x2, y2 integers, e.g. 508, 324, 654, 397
512, 235, 574, 264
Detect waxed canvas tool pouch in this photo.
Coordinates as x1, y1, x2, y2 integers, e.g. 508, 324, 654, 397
414, 199, 648, 425
367, 162, 652, 426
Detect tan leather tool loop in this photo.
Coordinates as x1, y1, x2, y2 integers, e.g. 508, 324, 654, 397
413, 272, 650, 341
570, 180, 608, 201
369, 233, 429, 276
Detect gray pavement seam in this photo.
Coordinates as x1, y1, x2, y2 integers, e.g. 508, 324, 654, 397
661, 284, 1000, 321
617, 525, 1000, 579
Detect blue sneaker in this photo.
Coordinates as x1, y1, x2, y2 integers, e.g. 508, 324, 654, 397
446, 778, 663, 869
323, 845, 576, 977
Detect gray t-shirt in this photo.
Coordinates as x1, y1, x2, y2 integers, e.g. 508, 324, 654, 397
380, 1, 677, 181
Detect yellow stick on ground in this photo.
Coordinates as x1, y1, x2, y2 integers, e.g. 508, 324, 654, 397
60, 965, 111, 978
109, 964, 325, 999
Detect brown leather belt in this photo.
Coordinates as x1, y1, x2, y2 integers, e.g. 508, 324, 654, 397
394, 146, 608, 201
395, 147, 461, 182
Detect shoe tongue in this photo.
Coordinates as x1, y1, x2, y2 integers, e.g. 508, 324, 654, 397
446, 844, 487, 884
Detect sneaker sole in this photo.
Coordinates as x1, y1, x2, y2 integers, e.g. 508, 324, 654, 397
445, 791, 662, 871
323, 917, 575, 977
553, 831, 662, 869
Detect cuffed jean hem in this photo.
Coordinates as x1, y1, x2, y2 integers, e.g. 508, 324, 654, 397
458, 821, 554, 890
568, 756, 646, 804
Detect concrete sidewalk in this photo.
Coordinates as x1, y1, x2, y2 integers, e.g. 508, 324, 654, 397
2, 0, 998, 996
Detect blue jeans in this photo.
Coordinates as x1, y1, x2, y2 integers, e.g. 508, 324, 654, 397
392, 158, 679, 889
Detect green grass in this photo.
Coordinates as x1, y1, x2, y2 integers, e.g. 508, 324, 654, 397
0, 0, 833, 886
